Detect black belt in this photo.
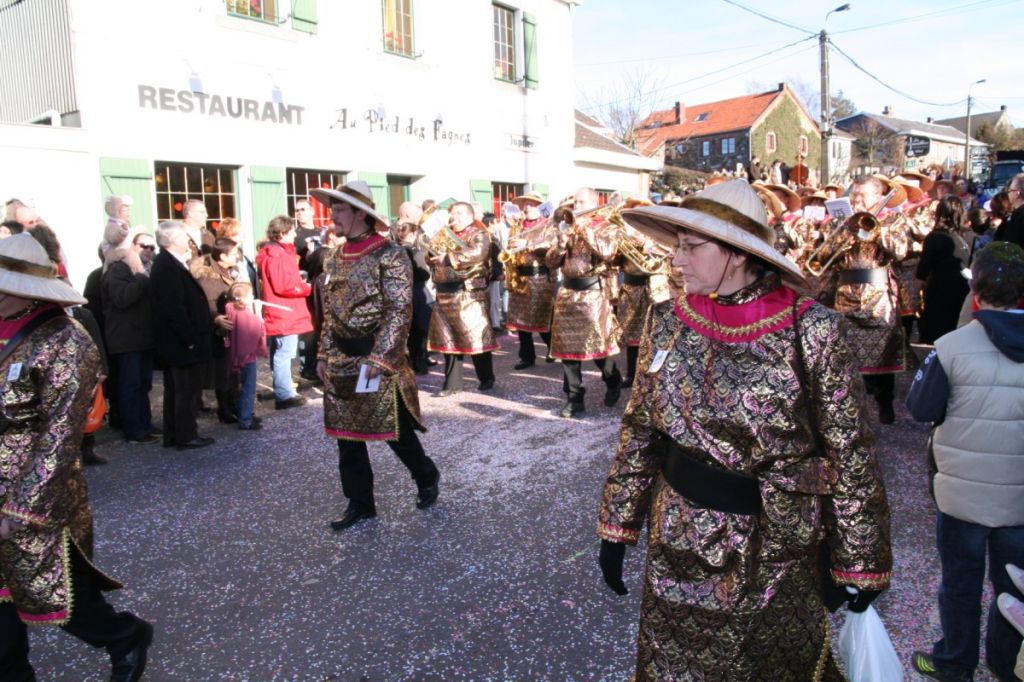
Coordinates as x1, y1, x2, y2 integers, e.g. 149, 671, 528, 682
334, 335, 374, 357
435, 281, 465, 294
657, 435, 762, 516
563, 276, 600, 291
516, 265, 550, 277
623, 273, 650, 286
838, 268, 888, 285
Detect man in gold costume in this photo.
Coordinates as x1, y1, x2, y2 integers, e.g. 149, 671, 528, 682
427, 202, 497, 397
894, 172, 937, 347
311, 182, 440, 532
597, 180, 891, 681
0, 234, 152, 681
547, 188, 622, 418
814, 174, 909, 424
505, 193, 557, 370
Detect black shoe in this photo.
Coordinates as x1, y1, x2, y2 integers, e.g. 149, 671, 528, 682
604, 372, 623, 407
110, 620, 153, 682
82, 449, 108, 465
275, 395, 308, 410
878, 402, 895, 425
126, 434, 161, 445
176, 436, 215, 451
513, 360, 535, 370
217, 412, 239, 424
414, 366, 429, 376
910, 651, 971, 682
622, 377, 634, 389
545, 354, 556, 363
198, 402, 213, 413
436, 388, 461, 398
478, 379, 495, 391
238, 421, 263, 431
330, 506, 377, 531
560, 400, 585, 419
417, 475, 440, 510
147, 427, 163, 437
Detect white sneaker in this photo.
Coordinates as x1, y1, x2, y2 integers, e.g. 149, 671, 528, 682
997, 593, 1024, 638
1007, 563, 1024, 594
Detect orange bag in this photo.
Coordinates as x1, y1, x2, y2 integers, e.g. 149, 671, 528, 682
83, 385, 107, 434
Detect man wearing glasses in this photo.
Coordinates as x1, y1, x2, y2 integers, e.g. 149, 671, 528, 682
132, 232, 157, 275
998, 174, 1024, 247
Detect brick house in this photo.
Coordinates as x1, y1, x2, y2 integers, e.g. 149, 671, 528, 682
636, 83, 821, 178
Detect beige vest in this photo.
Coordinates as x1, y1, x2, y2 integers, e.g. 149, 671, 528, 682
933, 320, 1024, 527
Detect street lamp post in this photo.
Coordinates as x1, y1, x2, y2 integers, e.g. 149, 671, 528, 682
963, 78, 986, 181
820, 3, 850, 186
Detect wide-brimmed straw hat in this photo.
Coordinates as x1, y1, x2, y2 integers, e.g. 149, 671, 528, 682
890, 177, 927, 204
823, 182, 845, 196
897, 171, 935, 192
511, 191, 545, 207
0, 233, 87, 306
800, 190, 828, 208
751, 183, 786, 219
309, 180, 389, 229
659, 192, 683, 207
621, 179, 806, 288
871, 174, 908, 208
765, 183, 802, 213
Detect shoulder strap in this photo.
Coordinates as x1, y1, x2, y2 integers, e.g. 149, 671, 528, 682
792, 297, 828, 458
0, 306, 68, 368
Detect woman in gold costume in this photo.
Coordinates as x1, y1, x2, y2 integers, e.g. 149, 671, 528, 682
596, 180, 892, 681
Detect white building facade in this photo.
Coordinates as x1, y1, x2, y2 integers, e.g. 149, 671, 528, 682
0, 0, 656, 289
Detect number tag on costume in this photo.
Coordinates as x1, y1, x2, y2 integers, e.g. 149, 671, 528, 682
7, 363, 22, 381
355, 364, 381, 393
648, 349, 669, 374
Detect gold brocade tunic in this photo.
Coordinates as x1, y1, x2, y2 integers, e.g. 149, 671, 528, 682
506, 220, 557, 333
897, 207, 933, 316
319, 233, 425, 441
598, 275, 892, 682
427, 225, 498, 355
616, 257, 669, 347
821, 212, 909, 373
0, 308, 120, 625
547, 224, 620, 360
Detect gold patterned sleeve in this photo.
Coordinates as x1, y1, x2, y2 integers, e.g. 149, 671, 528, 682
879, 217, 909, 261
448, 229, 489, 270
544, 238, 567, 270
367, 247, 414, 374
580, 224, 619, 262
2, 323, 99, 528
597, 305, 662, 545
807, 309, 893, 590
317, 255, 337, 362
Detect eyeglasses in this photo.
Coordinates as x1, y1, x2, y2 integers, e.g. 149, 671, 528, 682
139, 244, 156, 251
1009, 187, 1021, 195
676, 239, 711, 256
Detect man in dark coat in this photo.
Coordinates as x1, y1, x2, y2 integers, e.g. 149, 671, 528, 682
151, 221, 214, 450
996, 173, 1024, 247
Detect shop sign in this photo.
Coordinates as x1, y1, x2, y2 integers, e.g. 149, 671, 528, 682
508, 133, 536, 152
137, 85, 305, 125
905, 135, 930, 158
331, 107, 471, 146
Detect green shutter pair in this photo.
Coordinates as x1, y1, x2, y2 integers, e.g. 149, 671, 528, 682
523, 13, 539, 90
99, 158, 155, 232
291, 0, 318, 33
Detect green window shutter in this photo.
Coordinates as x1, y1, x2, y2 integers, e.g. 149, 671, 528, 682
530, 183, 549, 199
357, 172, 390, 221
522, 13, 539, 90
291, 0, 318, 33
470, 179, 492, 209
250, 166, 286, 241
99, 157, 155, 232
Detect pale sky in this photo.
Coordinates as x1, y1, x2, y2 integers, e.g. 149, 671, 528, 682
572, 0, 1023, 128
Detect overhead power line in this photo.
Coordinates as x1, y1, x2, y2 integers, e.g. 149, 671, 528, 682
720, 0, 814, 35
829, 40, 968, 108
833, 0, 1019, 34
577, 40, 786, 68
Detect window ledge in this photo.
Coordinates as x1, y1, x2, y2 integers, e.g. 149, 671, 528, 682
216, 14, 301, 41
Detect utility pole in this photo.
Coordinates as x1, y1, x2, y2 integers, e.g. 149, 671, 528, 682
820, 5, 850, 186
964, 78, 986, 181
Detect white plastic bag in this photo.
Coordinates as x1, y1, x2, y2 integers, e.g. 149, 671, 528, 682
837, 605, 904, 682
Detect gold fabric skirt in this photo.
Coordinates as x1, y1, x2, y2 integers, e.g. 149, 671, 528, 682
507, 276, 555, 333
428, 288, 498, 355
835, 280, 905, 373
550, 287, 619, 360
322, 355, 423, 441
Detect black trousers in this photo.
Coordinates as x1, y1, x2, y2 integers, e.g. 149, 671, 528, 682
863, 373, 895, 405
563, 357, 618, 399
0, 549, 145, 681
337, 402, 438, 511
442, 353, 495, 391
163, 364, 202, 446
299, 330, 319, 376
407, 327, 429, 373
516, 331, 551, 363
625, 345, 639, 381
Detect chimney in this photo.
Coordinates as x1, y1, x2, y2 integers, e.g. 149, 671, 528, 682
778, 82, 785, 92
926, 117, 933, 123
882, 105, 892, 116
674, 101, 681, 125
1001, 105, 1007, 111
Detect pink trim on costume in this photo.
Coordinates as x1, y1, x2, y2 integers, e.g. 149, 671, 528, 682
675, 286, 814, 344
507, 324, 550, 333
427, 344, 500, 354
598, 522, 639, 544
624, 338, 642, 347
0, 588, 11, 600
19, 609, 68, 623
2, 506, 47, 526
552, 348, 618, 361
326, 428, 395, 441
860, 366, 902, 374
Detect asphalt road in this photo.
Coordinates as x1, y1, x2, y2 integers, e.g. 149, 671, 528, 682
27, 334, 1000, 681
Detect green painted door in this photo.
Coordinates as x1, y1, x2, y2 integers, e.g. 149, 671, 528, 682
99, 157, 155, 232
250, 166, 286, 244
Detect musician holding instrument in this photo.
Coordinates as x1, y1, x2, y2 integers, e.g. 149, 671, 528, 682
427, 202, 498, 397
810, 174, 909, 424
503, 192, 557, 369
546, 187, 623, 418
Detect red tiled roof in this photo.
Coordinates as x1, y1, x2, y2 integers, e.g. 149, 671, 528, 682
636, 89, 784, 156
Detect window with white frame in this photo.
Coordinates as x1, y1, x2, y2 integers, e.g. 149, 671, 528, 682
799, 135, 809, 156
287, 168, 347, 229
492, 181, 524, 215
154, 161, 237, 231
226, 0, 278, 24
721, 138, 736, 154
383, 0, 414, 57
493, 4, 517, 82
766, 132, 777, 153
702, 140, 710, 157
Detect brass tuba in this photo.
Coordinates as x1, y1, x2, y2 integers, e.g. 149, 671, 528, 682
618, 228, 673, 275
805, 212, 879, 277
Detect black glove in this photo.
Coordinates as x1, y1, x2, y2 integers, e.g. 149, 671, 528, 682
599, 540, 628, 596
847, 588, 883, 613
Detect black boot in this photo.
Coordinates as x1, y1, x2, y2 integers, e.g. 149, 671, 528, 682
81, 443, 107, 466
215, 389, 238, 424
603, 365, 623, 407
560, 388, 585, 418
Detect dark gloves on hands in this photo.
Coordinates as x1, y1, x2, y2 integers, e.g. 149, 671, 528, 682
846, 588, 883, 613
599, 540, 628, 596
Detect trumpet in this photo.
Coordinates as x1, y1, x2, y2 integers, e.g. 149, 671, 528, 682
805, 212, 879, 277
